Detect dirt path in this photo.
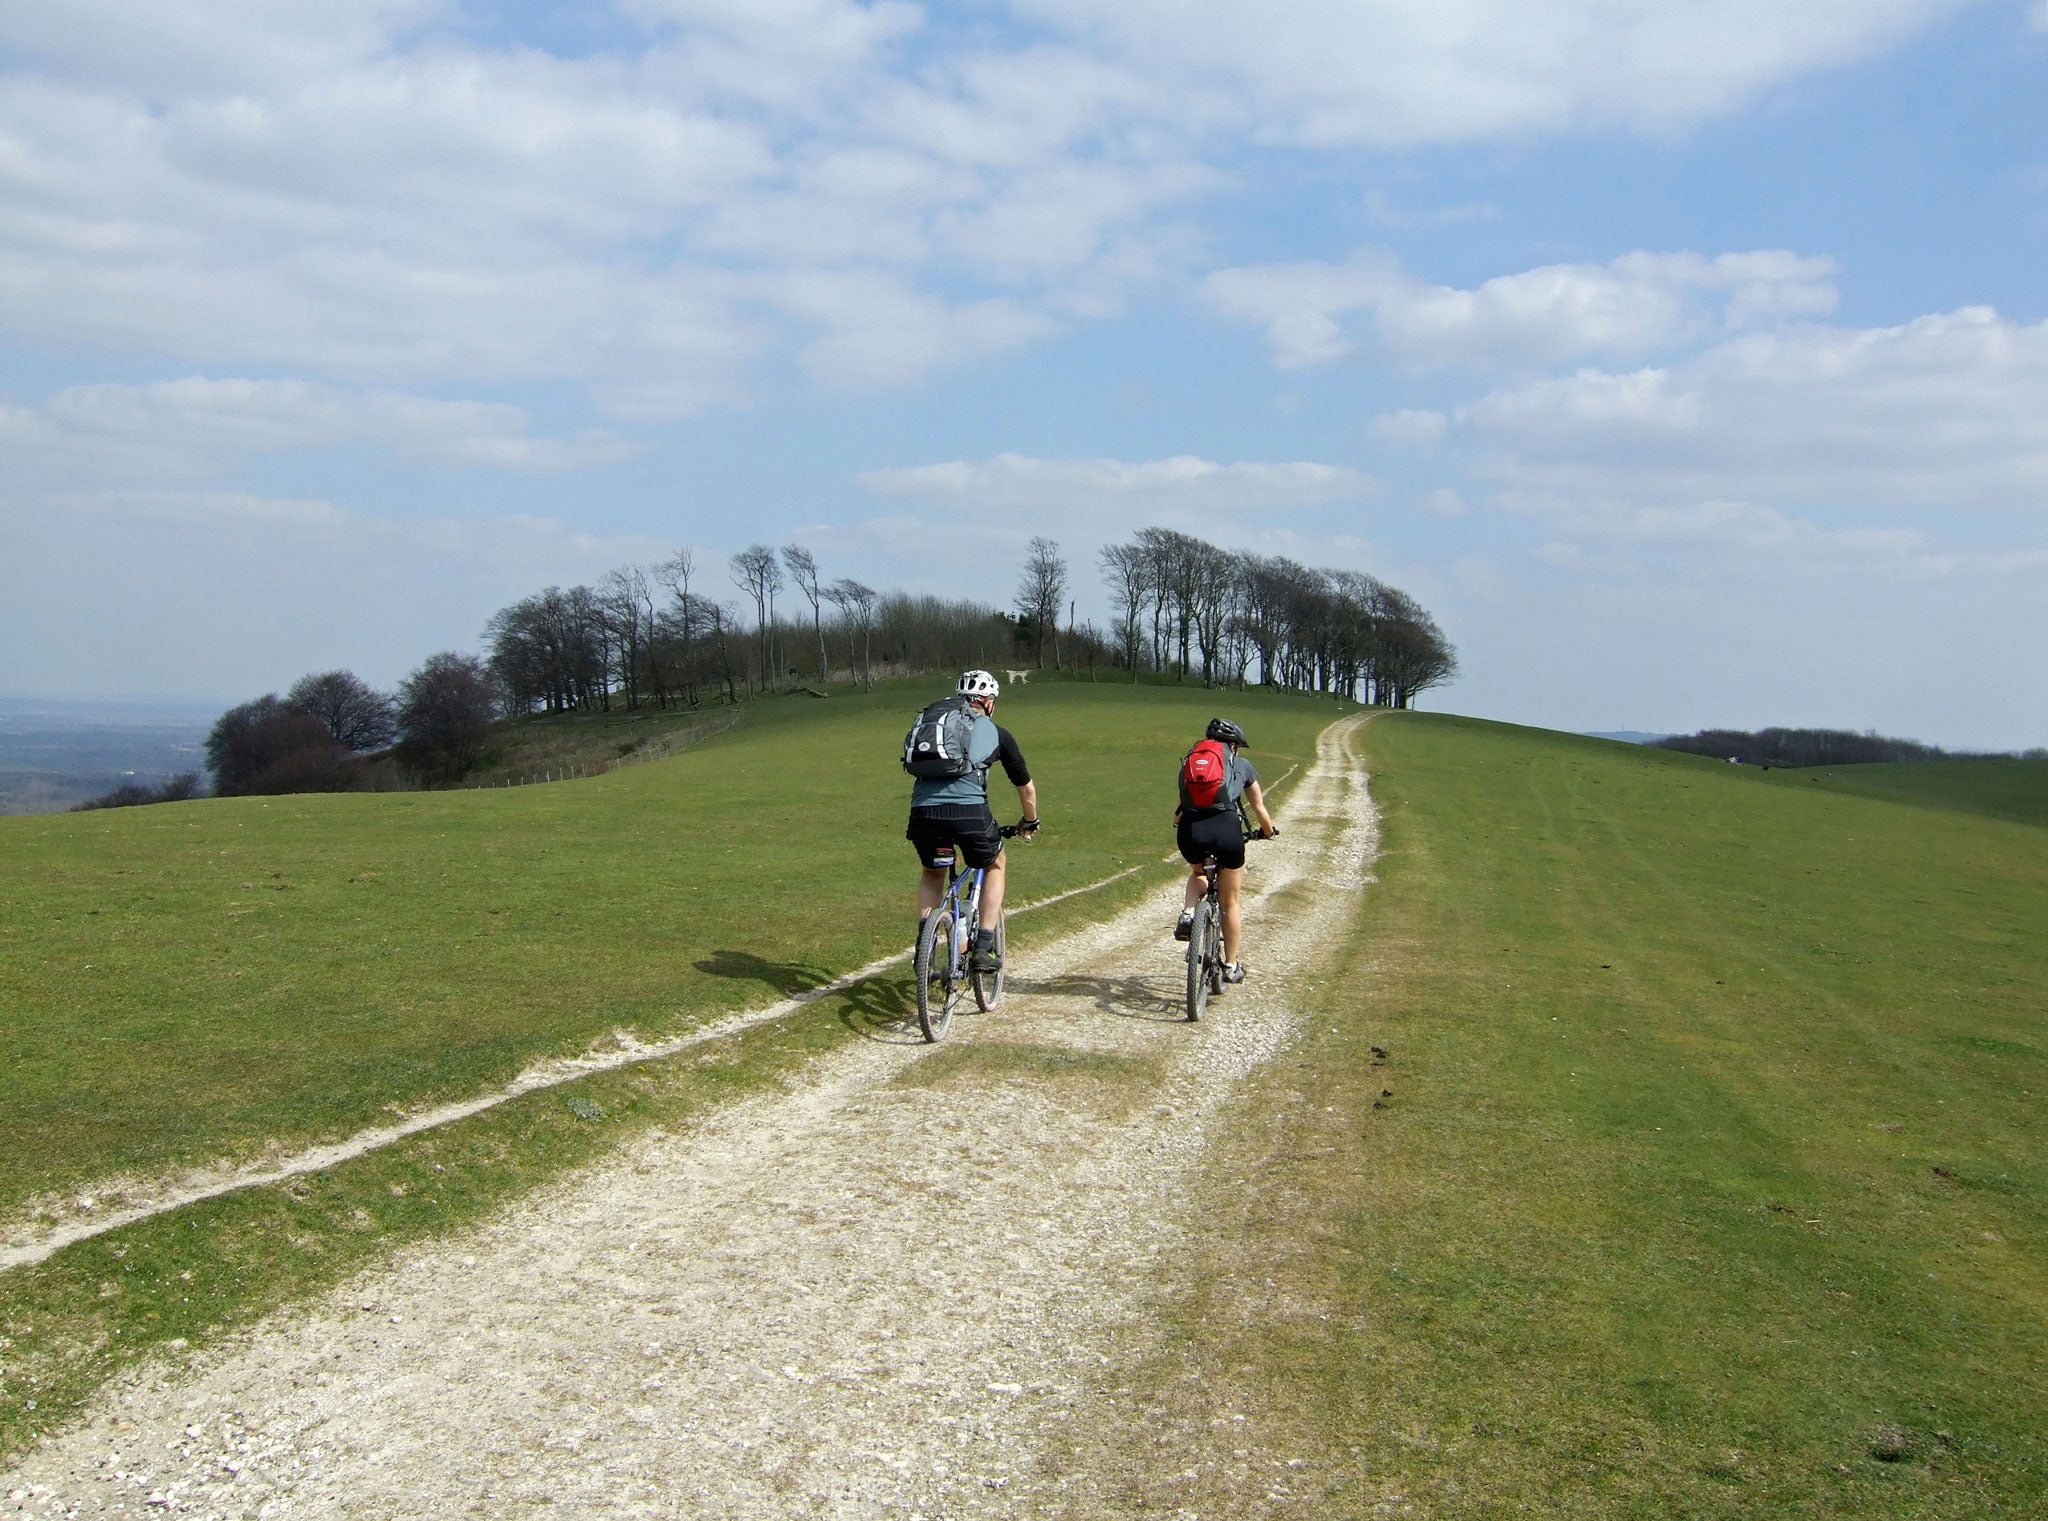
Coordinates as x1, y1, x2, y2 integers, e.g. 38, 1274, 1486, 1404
5, 715, 1377, 1520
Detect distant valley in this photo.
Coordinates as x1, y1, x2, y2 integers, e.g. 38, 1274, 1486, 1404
0, 697, 216, 815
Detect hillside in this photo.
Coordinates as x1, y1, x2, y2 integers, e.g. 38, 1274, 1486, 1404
7, 702, 2046, 1515
1759, 754, 2048, 830
1126, 714, 2048, 1516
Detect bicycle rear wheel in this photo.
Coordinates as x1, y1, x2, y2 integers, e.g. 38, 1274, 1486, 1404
972, 911, 1005, 1011
1185, 898, 1216, 1021
916, 908, 958, 1041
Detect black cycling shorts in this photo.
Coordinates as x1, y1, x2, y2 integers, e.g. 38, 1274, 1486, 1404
907, 806, 1005, 871
1177, 808, 1247, 871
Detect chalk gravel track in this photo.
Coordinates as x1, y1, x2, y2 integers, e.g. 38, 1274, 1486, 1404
6, 715, 1378, 1520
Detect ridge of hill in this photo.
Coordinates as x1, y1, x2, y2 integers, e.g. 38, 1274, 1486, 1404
1758, 754, 2048, 830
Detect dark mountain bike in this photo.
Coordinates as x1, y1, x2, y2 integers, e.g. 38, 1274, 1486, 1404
1185, 830, 1266, 1022
915, 823, 1025, 1042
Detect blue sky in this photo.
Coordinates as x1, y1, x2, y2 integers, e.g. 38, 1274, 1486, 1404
4, 0, 2046, 746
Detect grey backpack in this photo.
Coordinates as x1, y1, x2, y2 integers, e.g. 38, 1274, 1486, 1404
902, 697, 978, 780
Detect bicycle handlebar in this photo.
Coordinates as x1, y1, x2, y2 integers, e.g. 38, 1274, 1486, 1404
1000, 819, 1041, 840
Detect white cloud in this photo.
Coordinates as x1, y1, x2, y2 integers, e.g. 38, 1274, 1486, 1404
1459, 306, 2048, 508
0, 0, 1936, 425
0, 378, 636, 488
1205, 247, 1836, 369
0, 0, 443, 94
762, 271, 1052, 388
858, 452, 1375, 526
2032, 1, 2048, 32
1009, 0, 1968, 145
1371, 409, 1450, 444
1426, 488, 1469, 517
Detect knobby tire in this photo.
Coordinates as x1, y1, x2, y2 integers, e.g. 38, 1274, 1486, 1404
972, 911, 1005, 1012
916, 908, 958, 1042
1185, 899, 1216, 1022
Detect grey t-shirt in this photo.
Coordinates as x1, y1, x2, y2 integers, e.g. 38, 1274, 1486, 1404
909, 716, 1031, 811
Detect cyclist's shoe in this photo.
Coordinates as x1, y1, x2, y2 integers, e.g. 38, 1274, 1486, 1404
970, 929, 1002, 972
1222, 961, 1246, 985
1173, 911, 1194, 942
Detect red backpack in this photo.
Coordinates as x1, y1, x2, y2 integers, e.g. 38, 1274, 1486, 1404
1179, 738, 1231, 811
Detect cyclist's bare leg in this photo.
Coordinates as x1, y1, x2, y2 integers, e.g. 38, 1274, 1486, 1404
1182, 867, 1207, 915
1218, 865, 1247, 962
978, 848, 1007, 924
917, 865, 948, 918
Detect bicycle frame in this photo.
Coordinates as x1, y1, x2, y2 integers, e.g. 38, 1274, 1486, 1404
935, 855, 987, 974
1184, 828, 1263, 1022
914, 823, 1022, 1041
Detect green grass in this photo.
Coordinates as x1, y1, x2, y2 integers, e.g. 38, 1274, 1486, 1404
1757, 755, 2048, 831
1113, 713, 2048, 1518
0, 677, 1342, 1453
0, 676, 1339, 1224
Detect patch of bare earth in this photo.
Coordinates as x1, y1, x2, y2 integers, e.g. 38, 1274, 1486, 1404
5, 716, 1377, 1519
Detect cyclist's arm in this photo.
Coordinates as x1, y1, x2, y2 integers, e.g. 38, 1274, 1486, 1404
1015, 778, 1039, 827
1244, 779, 1278, 837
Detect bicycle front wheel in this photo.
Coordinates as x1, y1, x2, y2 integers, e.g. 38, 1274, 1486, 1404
972, 912, 1005, 1011
916, 908, 958, 1041
1185, 899, 1216, 1021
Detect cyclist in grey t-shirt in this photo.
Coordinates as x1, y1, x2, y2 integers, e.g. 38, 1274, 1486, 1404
906, 669, 1039, 970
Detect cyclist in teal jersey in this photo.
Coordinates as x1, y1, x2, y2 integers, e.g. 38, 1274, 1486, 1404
907, 670, 1039, 971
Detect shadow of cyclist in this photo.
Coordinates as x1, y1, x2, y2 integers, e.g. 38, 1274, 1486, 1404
1011, 971, 1183, 1024
694, 949, 830, 997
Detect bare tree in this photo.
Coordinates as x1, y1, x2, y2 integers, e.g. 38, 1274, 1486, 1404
656, 548, 696, 695
598, 565, 653, 710
285, 669, 395, 750
729, 544, 782, 695
782, 543, 828, 682
1099, 541, 1151, 679
825, 577, 878, 690
1014, 536, 1068, 669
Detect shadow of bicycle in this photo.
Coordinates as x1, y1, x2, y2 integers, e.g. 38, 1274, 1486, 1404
1010, 970, 1186, 1024
696, 947, 930, 1045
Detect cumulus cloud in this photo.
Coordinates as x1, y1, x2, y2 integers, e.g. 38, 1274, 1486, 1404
858, 452, 1375, 525
1205, 247, 1837, 369
1009, 0, 1967, 145
1459, 306, 2048, 508
0, 0, 1944, 419
0, 378, 637, 488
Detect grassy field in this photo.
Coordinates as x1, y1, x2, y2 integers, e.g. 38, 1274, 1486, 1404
0, 676, 1340, 1455
1110, 713, 2047, 1517
0, 676, 1338, 1224
1758, 755, 2048, 831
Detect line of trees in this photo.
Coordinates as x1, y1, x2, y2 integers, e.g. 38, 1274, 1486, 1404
169, 531, 1455, 801
1657, 727, 2048, 767
483, 543, 1124, 718
1097, 528, 1456, 705
481, 533, 1454, 722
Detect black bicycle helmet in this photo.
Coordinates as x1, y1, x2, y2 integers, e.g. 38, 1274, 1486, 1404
1205, 717, 1249, 748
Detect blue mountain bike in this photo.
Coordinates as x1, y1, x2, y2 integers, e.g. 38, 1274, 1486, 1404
915, 823, 1025, 1041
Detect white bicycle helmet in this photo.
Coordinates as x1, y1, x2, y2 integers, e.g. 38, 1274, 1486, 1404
957, 669, 1000, 699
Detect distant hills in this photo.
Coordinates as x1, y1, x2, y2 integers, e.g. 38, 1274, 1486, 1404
1582, 730, 1670, 745
0, 697, 215, 815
